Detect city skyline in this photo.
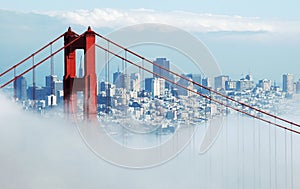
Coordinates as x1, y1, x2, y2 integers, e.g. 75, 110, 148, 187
12, 56, 300, 107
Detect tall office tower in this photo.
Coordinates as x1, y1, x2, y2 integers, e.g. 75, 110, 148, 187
78, 59, 84, 78
153, 58, 174, 89
152, 78, 165, 97
283, 73, 294, 94
258, 79, 271, 91
130, 73, 141, 92
225, 80, 237, 91
296, 79, 300, 94
14, 76, 27, 101
98, 81, 115, 97
113, 71, 129, 90
191, 74, 202, 92
201, 77, 211, 94
214, 75, 229, 91
145, 78, 153, 93
45, 75, 58, 95
177, 75, 194, 96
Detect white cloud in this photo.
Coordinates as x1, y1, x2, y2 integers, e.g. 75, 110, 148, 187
38, 8, 274, 33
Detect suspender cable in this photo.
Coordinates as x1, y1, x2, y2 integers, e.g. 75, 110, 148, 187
13, 68, 17, 100
32, 55, 36, 109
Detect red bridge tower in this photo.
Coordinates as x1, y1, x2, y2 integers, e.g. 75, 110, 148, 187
64, 27, 97, 120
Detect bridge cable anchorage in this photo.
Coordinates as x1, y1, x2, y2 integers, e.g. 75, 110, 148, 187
0, 33, 85, 89
95, 43, 300, 135
0, 33, 64, 77
94, 33, 300, 129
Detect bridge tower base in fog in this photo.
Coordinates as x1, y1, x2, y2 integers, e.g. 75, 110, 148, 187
63, 27, 97, 120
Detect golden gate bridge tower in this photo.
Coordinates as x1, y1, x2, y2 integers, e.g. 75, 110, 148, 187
63, 27, 97, 120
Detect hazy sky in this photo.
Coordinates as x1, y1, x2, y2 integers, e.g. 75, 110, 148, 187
1, 0, 300, 83
2, 0, 300, 19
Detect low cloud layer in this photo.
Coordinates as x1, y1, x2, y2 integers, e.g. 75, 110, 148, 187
39, 8, 273, 33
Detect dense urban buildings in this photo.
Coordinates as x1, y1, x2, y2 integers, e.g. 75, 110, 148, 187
9, 56, 299, 123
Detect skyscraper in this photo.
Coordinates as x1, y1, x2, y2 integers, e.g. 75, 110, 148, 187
296, 79, 300, 94
283, 73, 294, 94
46, 75, 58, 95
130, 73, 141, 92
201, 77, 211, 94
258, 79, 271, 91
152, 78, 165, 97
113, 71, 129, 90
45, 75, 62, 98
14, 76, 27, 101
191, 74, 202, 92
153, 58, 174, 89
145, 78, 153, 93
78, 58, 84, 78
225, 80, 237, 91
214, 75, 229, 91
177, 75, 194, 96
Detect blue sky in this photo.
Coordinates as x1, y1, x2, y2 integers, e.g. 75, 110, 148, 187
1, 0, 300, 84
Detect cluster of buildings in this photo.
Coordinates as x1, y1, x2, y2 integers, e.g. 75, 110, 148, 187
14, 75, 63, 109
11, 57, 300, 127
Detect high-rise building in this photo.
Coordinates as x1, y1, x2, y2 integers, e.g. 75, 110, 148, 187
258, 79, 271, 91
45, 75, 63, 99
236, 75, 254, 91
225, 80, 237, 91
46, 75, 58, 95
78, 59, 84, 78
214, 75, 229, 91
296, 79, 300, 94
191, 74, 202, 92
144, 78, 165, 97
186, 73, 202, 92
99, 81, 115, 97
14, 76, 27, 101
153, 58, 174, 89
177, 75, 194, 96
130, 73, 141, 92
152, 78, 165, 97
145, 78, 153, 93
201, 77, 211, 94
113, 71, 129, 90
236, 79, 254, 91
283, 73, 294, 94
